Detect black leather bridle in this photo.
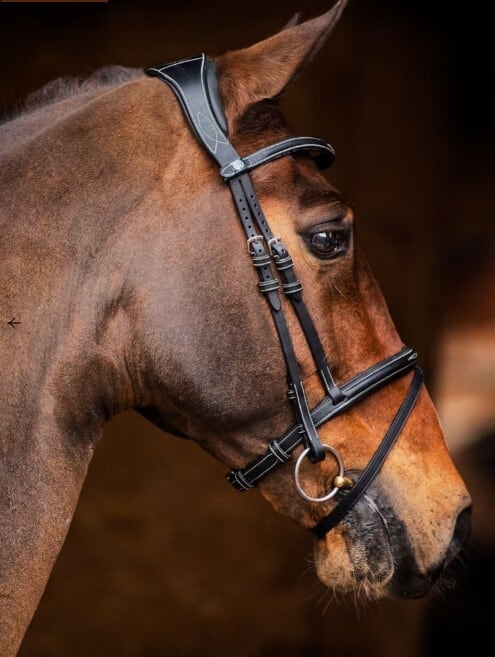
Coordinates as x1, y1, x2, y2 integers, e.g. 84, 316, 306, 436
147, 54, 423, 539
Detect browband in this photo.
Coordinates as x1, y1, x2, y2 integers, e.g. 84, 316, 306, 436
220, 137, 335, 180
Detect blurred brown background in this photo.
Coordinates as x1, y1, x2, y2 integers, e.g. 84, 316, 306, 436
1, 0, 493, 655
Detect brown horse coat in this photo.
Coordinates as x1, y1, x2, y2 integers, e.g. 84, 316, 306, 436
0, 4, 470, 655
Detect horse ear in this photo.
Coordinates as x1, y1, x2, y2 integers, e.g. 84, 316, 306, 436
217, 0, 348, 118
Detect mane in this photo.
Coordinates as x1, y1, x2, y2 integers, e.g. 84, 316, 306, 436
1, 65, 143, 125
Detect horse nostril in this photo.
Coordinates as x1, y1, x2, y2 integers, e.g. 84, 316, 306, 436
447, 505, 472, 562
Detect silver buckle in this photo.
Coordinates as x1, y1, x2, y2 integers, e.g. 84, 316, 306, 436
267, 236, 282, 255
246, 235, 264, 254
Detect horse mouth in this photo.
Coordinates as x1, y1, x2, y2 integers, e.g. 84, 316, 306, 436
314, 491, 396, 600
342, 493, 396, 595
314, 489, 471, 601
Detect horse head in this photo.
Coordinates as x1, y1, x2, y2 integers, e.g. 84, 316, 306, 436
0, 3, 472, 655
129, 3, 471, 598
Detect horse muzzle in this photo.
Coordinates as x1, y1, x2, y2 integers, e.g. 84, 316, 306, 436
314, 484, 472, 600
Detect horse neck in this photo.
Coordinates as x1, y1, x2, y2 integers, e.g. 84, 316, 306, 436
0, 76, 172, 656
0, 77, 172, 425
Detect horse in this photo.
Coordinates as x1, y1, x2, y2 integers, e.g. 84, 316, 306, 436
0, 2, 471, 655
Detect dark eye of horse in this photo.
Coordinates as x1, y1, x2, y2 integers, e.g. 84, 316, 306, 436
309, 229, 349, 259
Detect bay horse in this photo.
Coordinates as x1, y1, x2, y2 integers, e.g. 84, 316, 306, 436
0, 2, 471, 654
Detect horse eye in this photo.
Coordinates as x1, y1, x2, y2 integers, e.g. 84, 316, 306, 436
309, 229, 349, 259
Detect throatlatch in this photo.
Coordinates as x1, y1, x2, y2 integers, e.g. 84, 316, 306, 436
147, 54, 423, 538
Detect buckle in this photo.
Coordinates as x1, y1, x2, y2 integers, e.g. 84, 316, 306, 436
246, 235, 264, 254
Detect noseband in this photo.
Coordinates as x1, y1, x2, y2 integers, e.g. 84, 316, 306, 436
147, 55, 423, 539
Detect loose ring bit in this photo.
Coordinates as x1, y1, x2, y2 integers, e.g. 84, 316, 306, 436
294, 443, 346, 503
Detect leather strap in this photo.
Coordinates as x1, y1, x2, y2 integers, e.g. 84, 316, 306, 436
312, 366, 423, 538
238, 171, 344, 406
269, 239, 343, 403
227, 347, 418, 490
229, 173, 326, 462
220, 137, 335, 179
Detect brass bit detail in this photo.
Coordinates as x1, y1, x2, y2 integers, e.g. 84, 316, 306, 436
333, 475, 354, 490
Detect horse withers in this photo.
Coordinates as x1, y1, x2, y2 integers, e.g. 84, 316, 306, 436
0, 1, 471, 654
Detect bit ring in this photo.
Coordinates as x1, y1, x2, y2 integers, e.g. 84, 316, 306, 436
294, 443, 345, 503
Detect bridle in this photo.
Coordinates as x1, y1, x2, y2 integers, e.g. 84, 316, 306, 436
147, 54, 423, 539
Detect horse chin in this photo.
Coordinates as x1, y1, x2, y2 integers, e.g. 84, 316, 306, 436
314, 493, 395, 601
